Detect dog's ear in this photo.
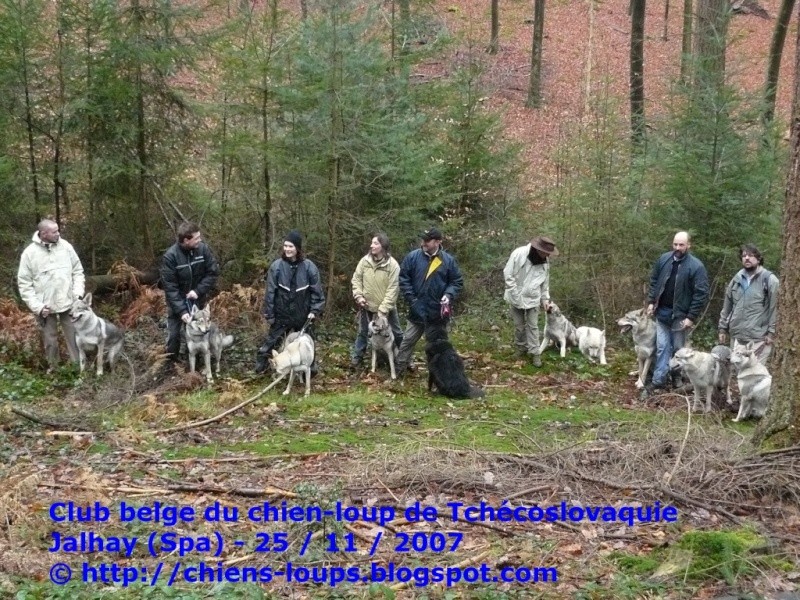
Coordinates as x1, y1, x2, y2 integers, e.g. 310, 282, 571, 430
746, 341, 754, 353
190, 304, 199, 317
202, 306, 211, 318
272, 350, 279, 357
83, 292, 92, 306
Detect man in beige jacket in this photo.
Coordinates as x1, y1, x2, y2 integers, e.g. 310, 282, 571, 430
350, 233, 403, 369
17, 219, 85, 370
503, 236, 558, 367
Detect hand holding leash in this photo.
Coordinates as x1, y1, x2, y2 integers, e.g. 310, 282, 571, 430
186, 290, 198, 301
181, 313, 192, 324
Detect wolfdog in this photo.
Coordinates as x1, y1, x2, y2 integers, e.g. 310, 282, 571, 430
69, 293, 125, 376
368, 313, 397, 380
730, 342, 772, 422
270, 333, 315, 396
575, 326, 607, 365
710, 344, 733, 406
185, 305, 234, 382
669, 347, 726, 414
425, 325, 485, 399
539, 302, 578, 358
617, 308, 656, 389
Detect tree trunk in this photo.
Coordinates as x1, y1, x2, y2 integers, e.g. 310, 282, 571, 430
54, 0, 68, 224
85, 269, 161, 294
681, 0, 693, 81
489, 0, 499, 54
693, 0, 729, 91
398, 0, 410, 54
753, 10, 800, 446
762, 0, 796, 125
132, 0, 153, 260
630, 0, 646, 146
526, 0, 545, 108
663, 0, 670, 41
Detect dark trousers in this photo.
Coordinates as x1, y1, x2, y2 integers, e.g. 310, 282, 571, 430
166, 315, 184, 361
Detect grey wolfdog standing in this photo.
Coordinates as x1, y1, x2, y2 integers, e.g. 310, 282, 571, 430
617, 308, 656, 389
69, 293, 125, 376
185, 305, 234, 381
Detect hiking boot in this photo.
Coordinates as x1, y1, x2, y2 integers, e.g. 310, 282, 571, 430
531, 354, 542, 367
349, 357, 363, 371
641, 382, 667, 400
254, 356, 269, 375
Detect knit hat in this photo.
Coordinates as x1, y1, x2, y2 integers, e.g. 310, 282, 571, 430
285, 230, 303, 251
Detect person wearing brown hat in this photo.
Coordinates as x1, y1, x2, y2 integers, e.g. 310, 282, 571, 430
503, 235, 559, 366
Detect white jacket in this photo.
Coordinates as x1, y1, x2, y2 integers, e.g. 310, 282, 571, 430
17, 232, 85, 315
503, 244, 550, 310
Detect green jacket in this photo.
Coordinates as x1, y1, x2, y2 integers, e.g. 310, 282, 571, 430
351, 254, 400, 315
718, 267, 779, 343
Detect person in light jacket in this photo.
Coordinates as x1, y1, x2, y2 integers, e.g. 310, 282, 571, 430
17, 219, 85, 370
718, 243, 779, 366
503, 236, 558, 367
350, 233, 403, 369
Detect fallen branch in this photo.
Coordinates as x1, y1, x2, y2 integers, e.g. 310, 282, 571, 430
148, 374, 286, 435
160, 481, 297, 498
11, 406, 73, 428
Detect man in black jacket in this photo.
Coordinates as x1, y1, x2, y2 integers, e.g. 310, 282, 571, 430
645, 231, 709, 392
160, 222, 220, 362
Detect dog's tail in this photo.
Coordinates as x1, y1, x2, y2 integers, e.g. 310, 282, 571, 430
222, 335, 234, 348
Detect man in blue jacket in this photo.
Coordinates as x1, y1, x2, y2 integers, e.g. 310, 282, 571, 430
160, 222, 220, 363
645, 231, 709, 393
395, 228, 464, 376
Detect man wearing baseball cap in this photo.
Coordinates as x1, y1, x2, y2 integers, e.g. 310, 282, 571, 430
503, 235, 559, 367
395, 227, 464, 376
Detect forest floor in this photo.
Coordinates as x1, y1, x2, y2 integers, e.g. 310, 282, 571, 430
1, 288, 799, 599
422, 0, 795, 191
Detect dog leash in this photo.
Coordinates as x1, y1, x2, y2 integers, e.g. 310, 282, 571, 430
298, 316, 314, 336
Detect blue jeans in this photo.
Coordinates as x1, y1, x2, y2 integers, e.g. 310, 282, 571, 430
351, 309, 403, 361
653, 307, 688, 386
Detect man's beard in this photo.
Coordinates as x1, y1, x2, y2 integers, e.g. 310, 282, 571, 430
673, 250, 685, 259
743, 263, 758, 273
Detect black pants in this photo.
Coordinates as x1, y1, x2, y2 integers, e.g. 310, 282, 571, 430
166, 315, 184, 361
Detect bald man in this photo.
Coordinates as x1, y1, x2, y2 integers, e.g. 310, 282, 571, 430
645, 231, 709, 393
17, 219, 85, 370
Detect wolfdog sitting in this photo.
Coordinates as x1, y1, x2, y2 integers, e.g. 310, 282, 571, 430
575, 326, 607, 365
730, 342, 772, 422
270, 333, 315, 397
425, 325, 485, 399
538, 302, 578, 358
368, 313, 397, 380
69, 293, 125, 376
617, 308, 656, 389
185, 305, 234, 382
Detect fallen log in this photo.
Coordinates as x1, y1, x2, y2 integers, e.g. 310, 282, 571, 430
85, 269, 160, 294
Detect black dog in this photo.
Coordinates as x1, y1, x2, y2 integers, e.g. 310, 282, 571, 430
425, 325, 485, 399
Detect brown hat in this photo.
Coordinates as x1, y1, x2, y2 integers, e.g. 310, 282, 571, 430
531, 236, 559, 256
